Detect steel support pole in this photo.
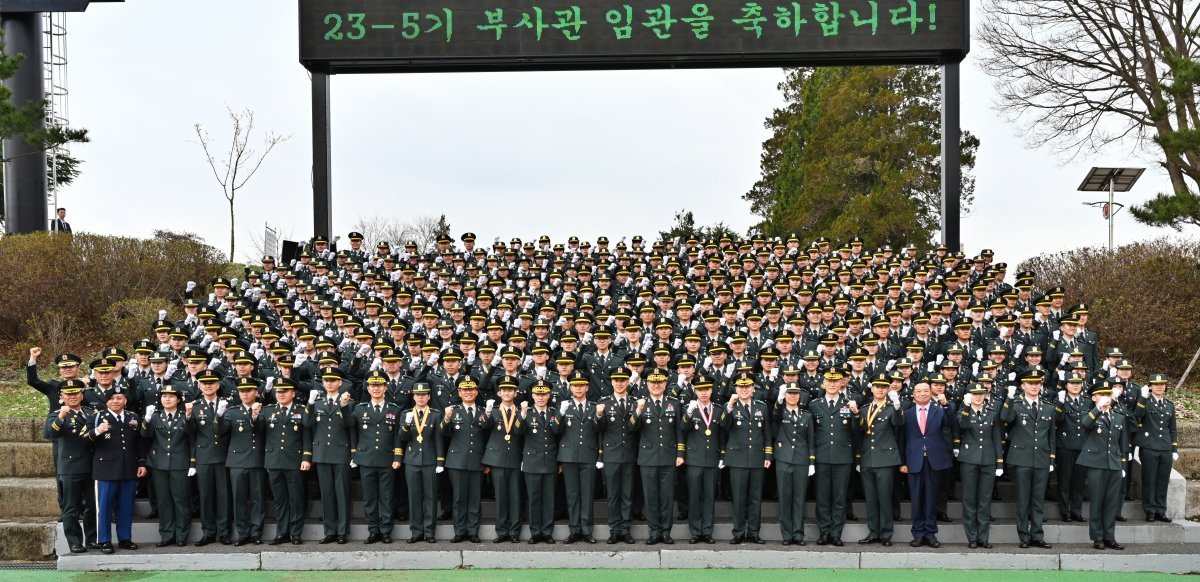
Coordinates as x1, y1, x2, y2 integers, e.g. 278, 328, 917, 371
940, 62, 961, 251
311, 71, 332, 239
2, 11, 49, 234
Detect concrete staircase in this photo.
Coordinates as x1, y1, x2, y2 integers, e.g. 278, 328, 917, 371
0, 417, 58, 561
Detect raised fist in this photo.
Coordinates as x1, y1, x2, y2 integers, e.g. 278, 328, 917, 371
29, 347, 42, 359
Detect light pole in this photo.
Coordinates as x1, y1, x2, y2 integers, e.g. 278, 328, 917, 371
1077, 167, 1145, 251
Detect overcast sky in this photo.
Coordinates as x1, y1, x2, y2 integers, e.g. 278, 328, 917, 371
54, 0, 1193, 267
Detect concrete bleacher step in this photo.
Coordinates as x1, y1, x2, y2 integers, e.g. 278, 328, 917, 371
0, 518, 57, 561
58, 517, 1200, 555
0, 442, 55, 478
0, 418, 49, 444
0, 477, 59, 519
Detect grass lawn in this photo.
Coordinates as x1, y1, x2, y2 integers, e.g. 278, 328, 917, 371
2, 571, 1189, 582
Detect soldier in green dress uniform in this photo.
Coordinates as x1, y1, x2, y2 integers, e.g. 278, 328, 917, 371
1132, 374, 1179, 523
1001, 368, 1056, 549
957, 382, 1003, 549
771, 381, 815, 546
442, 376, 488, 544
482, 376, 523, 543
519, 380, 562, 544
141, 386, 194, 547
1078, 382, 1128, 550
400, 382, 444, 543
45, 379, 97, 553
722, 371, 772, 544
597, 366, 638, 544
1053, 372, 1090, 522
857, 373, 904, 546
310, 366, 355, 544
810, 370, 859, 546
221, 379, 266, 546
557, 370, 600, 544
630, 368, 683, 545
681, 374, 722, 544
262, 381, 311, 545
351, 370, 403, 544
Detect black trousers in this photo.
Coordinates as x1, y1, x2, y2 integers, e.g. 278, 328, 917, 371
603, 462, 634, 536
562, 462, 596, 535
491, 467, 522, 539
814, 462, 851, 539
861, 466, 895, 539
228, 467, 265, 540
775, 461, 808, 542
58, 472, 96, 548
449, 468, 483, 537
640, 465, 675, 539
360, 465, 395, 535
268, 468, 305, 539
406, 464, 437, 539
686, 465, 716, 537
315, 462, 351, 536
195, 463, 229, 539
1140, 448, 1173, 516
959, 462, 995, 544
1087, 467, 1122, 542
525, 472, 556, 538
152, 468, 192, 543
729, 466, 764, 539
1055, 448, 1085, 518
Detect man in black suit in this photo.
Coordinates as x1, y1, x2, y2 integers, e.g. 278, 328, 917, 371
50, 207, 72, 233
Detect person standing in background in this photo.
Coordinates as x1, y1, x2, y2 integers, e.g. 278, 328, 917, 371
50, 208, 71, 233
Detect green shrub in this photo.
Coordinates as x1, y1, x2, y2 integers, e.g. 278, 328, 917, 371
0, 231, 224, 344
1019, 238, 1200, 379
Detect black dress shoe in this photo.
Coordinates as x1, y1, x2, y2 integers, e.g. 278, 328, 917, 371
527, 536, 539, 545
1115, 515, 1127, 522
845, 513, 858, 521
1145, 514, 1157, 522
220, 537, 232, 546
337, 536, 347, 544
69, 545, 86, 553
1072, 515, 1087, 522
541, 535, 556, 544
156, 540, 175, 548
251, 537, 263, 545
195, 536, 213, 547
409, 535, 424, 544
381, 535, 392, 544
563, 533, 578, 544
438, 509, 453, 520
511, 536, 521, 543
1019, 541, 1030, 549
87, 543, 102, 550
936, 512, 953, 523
320, 535, 337, 544
233, 538, 246, 547
816, 536, 828, 546
426, 536, 437, 543
118, 540, 138, 550
469, 536, 482, 544
730, 536, 743, 545
608, 535, 620, 545
830, 539, 843, 547
450, 534, 466, 544
858, 536, 880, 544
646, 536, 660, 546
796, 539, 806, 546
910, 538, 924, 547
703, 535, 714, 544
781, 539, 792, 546
270, 535, 292, 546
1104, 540, 1125, 550
177, 541, 188, 547
101, 543, 114, 554
661, 535, 674, 545
893, 514, 904, 522
624, 534, 636, 544
1030, 540, 1052, 549
1157, 514, 1174, 523
927, 536, 941, 548
968, 541, 977, 549
583, 536, 596, 544
748, 535, 764, 544
881, 539, 892, 547
1093, 541, 1106, 550
494, 535, 509, 543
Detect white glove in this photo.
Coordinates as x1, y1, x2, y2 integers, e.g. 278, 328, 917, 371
1112, 386, 1124, 401
435, 466, 444, 474
370, 357, 383, 371
808, 465, 816, 477
265, 377, 275, 392
350, 461, 358, 469
1122, 470, 1126, 478
217, 400, 228, 415
703, 356, 713, 370
776, 390, 786, 404
1057, 391, 1065, 403
672, 338, 682, 350
427, 351, 439, 366
718, 460, 725, 470
1006, 386, 1016, 399
768, 368, 779, 380
187, 468, 197, 477
1133, 447, 1140, 463
357, 344, 372, 358
1098, 396, 1112, 409
207, 359, 220, 370
855, 464, 861, 473
308, 391, 318, 405
888, 391, 900, 407
596, 461, 604, 469
1141, 386, 1150, 398
559, 400, 570, 414
186, 281, 197, 292
405, 411, 414, 423
324, 329, 336, 338
953, 449, 959, 458
145, 405, 157, 420
485, 400, 495, 414
295, 353, 308, 367
466, 351, 476, 364
1173, 452, 1180, 462
687, 401, 698, 414
1049, 464, 1055, 473
995, 468, 1004, 477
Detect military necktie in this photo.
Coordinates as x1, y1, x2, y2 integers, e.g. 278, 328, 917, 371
375, 405, 382, 414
